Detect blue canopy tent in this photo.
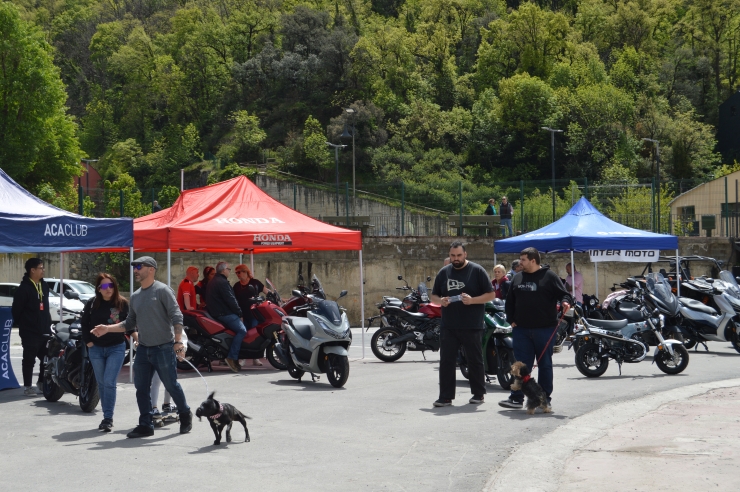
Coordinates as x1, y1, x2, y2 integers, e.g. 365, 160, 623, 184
0, 168, 134, 387
494, 197, 679, 299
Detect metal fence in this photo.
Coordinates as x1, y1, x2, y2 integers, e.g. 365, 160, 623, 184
75, 172, 740, 238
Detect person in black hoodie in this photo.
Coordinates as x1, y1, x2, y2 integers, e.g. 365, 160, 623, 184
81, 273, 129, 432
499, 247, 572, 410
11, 258, 52, 397
207, 261, 246, 373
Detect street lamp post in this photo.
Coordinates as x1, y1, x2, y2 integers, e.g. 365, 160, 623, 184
541, 127, 563, 222
642, 138, 661, 232
326, 141, 347, 216
341, 108, 356, 214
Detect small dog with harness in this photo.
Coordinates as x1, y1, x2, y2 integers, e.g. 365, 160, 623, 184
195, 392, 251, 445
509, 361, 552, 415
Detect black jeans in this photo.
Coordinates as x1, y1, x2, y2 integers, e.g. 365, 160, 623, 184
20, 334, 47, 387
439, 328, 486, 400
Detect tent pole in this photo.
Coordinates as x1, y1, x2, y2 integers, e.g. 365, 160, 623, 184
250, 251, 254, 275
676, 249, 680, 297
493, 253, 497, 267
130, 247, 134, 383
167, 249, 171, 288
570, 250, 575, 302
359, 249, 365, 359
59, 253, 64, 319
240, 253, 243, 266
594, 262, 598, 299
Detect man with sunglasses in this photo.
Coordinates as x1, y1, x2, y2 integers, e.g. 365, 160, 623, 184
206, 261, 246, 373
91, 256, 192, 438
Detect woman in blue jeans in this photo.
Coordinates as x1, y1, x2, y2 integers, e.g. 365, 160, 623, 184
81, 273, 129, 432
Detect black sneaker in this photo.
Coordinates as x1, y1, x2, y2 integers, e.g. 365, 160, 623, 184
179, 410, 193, 434
162, 403, 173, 413
469, 395, 485, 404
498, 397, 523, 409
126, 425, 154, 438
433, 399, 452, 407
100, 419, 113, 432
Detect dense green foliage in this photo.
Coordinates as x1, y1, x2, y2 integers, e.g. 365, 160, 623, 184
4, 0, 740, 215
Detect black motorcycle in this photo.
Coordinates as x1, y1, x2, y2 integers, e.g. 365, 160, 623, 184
367, 305, 441, 362
42, 310, 99, 412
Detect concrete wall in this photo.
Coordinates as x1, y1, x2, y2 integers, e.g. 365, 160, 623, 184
1, 237, 733, 325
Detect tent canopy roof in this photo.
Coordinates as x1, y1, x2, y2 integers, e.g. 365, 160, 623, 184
493, 197, 678, 253
134, 176, 361, 253
0, 168, 133, 253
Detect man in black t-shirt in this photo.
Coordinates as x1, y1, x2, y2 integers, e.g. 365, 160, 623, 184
431, 241, 496, 407
499, 247, 572, 410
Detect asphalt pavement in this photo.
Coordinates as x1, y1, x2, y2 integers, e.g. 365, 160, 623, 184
2, 328, 740, 491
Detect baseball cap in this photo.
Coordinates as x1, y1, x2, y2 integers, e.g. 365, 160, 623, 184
131, 256, 157, 268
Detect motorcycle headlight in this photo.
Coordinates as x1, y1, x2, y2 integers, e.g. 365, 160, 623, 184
589, 299, 596, 306
318, 319, 350, 339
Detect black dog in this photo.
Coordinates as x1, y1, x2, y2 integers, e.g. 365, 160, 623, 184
510, 361, 552, 415
195, 392, 251, 445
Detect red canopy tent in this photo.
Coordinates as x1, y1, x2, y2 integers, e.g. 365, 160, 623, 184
133, 176, 367, 355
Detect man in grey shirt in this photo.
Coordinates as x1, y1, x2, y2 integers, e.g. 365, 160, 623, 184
91, 256, 192, 438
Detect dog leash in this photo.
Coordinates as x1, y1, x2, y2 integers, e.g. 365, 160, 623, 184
531, 310, 567, 371
180, 357, 210, 400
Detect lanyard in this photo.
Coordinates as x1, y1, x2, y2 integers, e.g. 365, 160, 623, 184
30, 279, 43, 300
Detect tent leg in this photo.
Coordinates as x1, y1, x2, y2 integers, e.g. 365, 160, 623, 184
240, 253, 243, 266
250, 251, 254, 276
359, 249, 365, 360
59, 253, 64, 318
570, 250, 576, 302
594, 262, 598, 299
676, 249, 680, 297
130, 247, 134, 383
167, 249, 171, 288
493, 253, 497, 267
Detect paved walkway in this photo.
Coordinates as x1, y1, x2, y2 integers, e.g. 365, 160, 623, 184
485, 379, 740, 491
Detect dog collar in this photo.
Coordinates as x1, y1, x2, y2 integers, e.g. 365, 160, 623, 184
208, 403, 224, 420
522, 375, 531, 383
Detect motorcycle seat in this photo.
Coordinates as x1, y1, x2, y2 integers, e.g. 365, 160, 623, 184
679, 297, 717, 315
616, 307, 643, 322
288, 317, 313, 340
586, 318, 628, 330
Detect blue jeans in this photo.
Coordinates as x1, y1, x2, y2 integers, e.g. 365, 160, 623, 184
510, 326, 557, 402
217, 314, 247, 361
133, 342, 190, 429
88, 342, 126, 420
501, 218, 513, 237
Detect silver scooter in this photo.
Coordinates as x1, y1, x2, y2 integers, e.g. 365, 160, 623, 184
274, 276, 352, 388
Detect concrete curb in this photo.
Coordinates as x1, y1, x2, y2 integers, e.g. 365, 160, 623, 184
482, 377, 740, 492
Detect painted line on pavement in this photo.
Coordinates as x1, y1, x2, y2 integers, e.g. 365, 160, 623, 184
483, 377, 740, 492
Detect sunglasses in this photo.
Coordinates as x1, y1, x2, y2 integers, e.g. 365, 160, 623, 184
133, 264, 146, 270
100, 282, 114, 290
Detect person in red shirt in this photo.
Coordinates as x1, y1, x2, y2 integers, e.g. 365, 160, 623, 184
177, 266, 199, 311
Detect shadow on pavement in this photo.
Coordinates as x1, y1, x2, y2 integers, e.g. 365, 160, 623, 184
52, 428, 103, 443
268, 380, 346, 391
86, 432, 181, 450
0, 389, 35, 404
188, 442, 247, 454
496, 410, 569, 420
419, 405, 483, 415
568, 373, 689, 381
32, 400, 100, 417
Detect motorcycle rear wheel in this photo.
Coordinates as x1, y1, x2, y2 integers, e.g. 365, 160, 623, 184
575, 343, 609, 377
655, 345, 689, 374
326, 354, 350, 388
459, 347, 470, 380
496, 346, 516, 390
683, 337, 697, 350
288, 367, 305, 380
79, 365, 100, 413
730, 329, 740, 354
42, 368, 64, 402
371, 328, 407, 362
266, 342, 288, 370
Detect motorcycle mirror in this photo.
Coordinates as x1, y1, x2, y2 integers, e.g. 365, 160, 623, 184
397, 275, 403, 280
426, 276, 432, 282
338, 290, 348, 299
64, 291, 80, 300
292, 289, 303, 297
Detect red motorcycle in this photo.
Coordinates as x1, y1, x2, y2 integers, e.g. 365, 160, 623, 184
178, 293, 288, 371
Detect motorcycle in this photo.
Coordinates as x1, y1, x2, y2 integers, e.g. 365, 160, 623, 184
573, 274, 690, 377
274, 276, 352, 388
42, 309, 100, 412
276, 274, 327, 317
179, 286, 287, 371
458, 299, 516, 389
676, 271, 740, 353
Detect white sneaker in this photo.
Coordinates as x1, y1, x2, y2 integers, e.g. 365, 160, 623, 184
253, 359, 263, 366
24, 386, 38, 396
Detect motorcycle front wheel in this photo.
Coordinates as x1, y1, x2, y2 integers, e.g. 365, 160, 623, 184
79, 364, 100, 412
371, 328, 407, 362
655, 345, 689, 374
575, 343, 609, 377
730, 327, 740, 354
42, 360, 64, 402
266, 342, 288, 370
459, 347, 470, 380
496, 346, 516, 390
326, 354, 349, 388
288, 367, 305, 380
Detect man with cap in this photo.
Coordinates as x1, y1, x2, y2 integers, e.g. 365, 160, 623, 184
91, 256, 192, 438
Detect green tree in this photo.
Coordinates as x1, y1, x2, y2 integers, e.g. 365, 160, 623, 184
216, 110, 267, 163
0, 2, 83, 190
302, 116, 332, 171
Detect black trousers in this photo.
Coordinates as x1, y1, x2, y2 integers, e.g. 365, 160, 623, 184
21, 334, 47, 388
439, 328, 486, 400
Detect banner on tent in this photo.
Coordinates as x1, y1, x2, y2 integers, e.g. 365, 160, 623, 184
589, 250, 659, 262
0, 308, 20, 390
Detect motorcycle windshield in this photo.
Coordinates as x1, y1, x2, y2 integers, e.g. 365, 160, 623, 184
719, 271, 740, 299
418, 283, 429, 302
265, 277, 277, 293
315, 299, 342, 325
311, 274, 327, 299
646, 272, 678, 313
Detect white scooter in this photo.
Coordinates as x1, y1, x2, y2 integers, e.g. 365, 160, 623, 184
273, 276, 352, 388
